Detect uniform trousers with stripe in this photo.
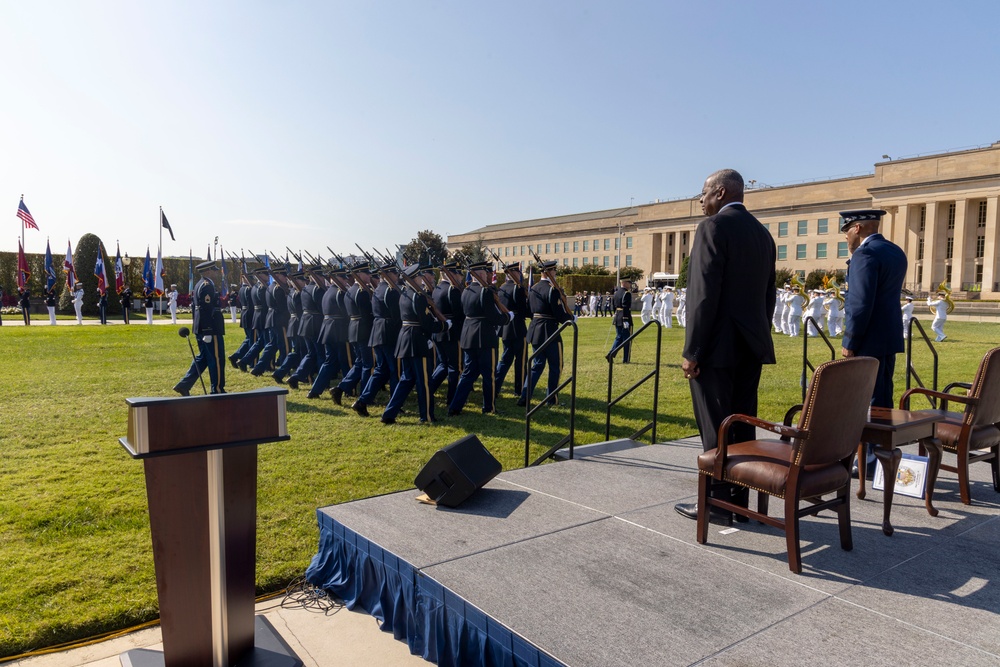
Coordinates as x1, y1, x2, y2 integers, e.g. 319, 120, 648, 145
494, 336, 527, 397
177, 335, 226, 394
309, 341, 350, 396
383, 355, 434, 422
429, 339, 461, 404
521, 339, 562, 405
449, 346, 498, 414
238, 328, 267, 367
252, 326, 288, 374
291, 337, 322, 382
336, 342, 373, 394
358, 344, 398, 404
232, 328, 255, 361
273, 334, 302, 381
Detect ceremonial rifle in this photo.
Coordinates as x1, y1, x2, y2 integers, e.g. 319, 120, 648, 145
529, 248, 571, 314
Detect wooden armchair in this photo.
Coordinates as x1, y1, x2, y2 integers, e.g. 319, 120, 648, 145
696, 357, 878, 573
900, 346, 1000, 505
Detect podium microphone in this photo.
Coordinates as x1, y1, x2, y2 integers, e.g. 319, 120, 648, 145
178, 327, 208, 395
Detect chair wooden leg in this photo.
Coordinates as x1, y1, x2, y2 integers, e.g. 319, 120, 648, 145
991, 446, 999, 493
837, 487, 853, 552
958, 442, 972, 505
784, 494, 801, 574
757, 491, 769, 519
696, 474, 710, 544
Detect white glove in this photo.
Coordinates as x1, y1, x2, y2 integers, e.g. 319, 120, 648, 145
623, 322, 630, 330
202, 335, 213, 343
427, 340, 434, 349
446, 319, 453, 330
508, 312, 515, 322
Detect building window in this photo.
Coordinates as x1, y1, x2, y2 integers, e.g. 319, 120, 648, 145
626, 237, 633, 249
625, 255, 633, 266
520, 245, 525, 255
945, 264, 952, 283
604, 239, 610, 251
918, 238, 924, 260
681, 232, 688, 245
816, 243, 827, 259
797, 270, 805, 280
778, 221, 788, 237
681, 252, 686, 261
615, 237, 620, 250
593, 239, 599, 250
946, 237, 954, 259
837, 241, 848, 258
572, 257, 578, 268
977, 235, 986, 258
562, 258, 568, 266
582, 257, 589, 265
762, 223, 770, 232
563, 242, 569, 253
817, 218, 829, 234
947, 203, 956, 230
545, 243, 551, 254
919, 205, 926, 232
797, 220, 808, 236
916, 266, 923, 284
583, 240, 589, 252
614, 255, 619, 268
976, 264, 984, 283
667, 253, 672, 265
603, 256, 609, 267
979, 200, 988, 227
668, 233, 674, 246
777, 245, 787, 261
592, 257, 598, 265
504, 247, 509, 257
573, 241, 579, 253
796, 244, 806, 260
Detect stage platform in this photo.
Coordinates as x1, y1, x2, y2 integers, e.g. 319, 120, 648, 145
306, 437, 1000, 667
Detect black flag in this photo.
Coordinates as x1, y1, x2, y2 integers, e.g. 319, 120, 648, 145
160, 208, 175, 241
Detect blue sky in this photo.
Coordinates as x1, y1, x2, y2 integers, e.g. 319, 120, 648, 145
2, 1, 998, 258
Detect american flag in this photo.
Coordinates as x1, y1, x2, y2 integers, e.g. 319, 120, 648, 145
17, 199, 38, 230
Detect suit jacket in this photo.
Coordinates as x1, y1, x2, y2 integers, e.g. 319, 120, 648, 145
683, 203, 776, 367
526, 279, 573, 347
842, 234, 907, 357
612, 287, 632, 327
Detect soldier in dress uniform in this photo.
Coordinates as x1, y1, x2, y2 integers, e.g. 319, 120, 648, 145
331, 262, 375, 406
901, 295, 915, 339
272, 270, 306, 384
287, 265, 325, 389
307, 266, 351, 398
381, 264, 449, 424
236, 268, 272, 371
173, 261, 226, 395
120, 286, 131, 324
47, 286, 59, 325
494, 261, 530, 398
229, 272, 256, 367
72, 281, 86, 324
351, 262, 402, 416
611, 278, 634, 362
518, 259, 573, 407
97, 289, 108, 325
18, 287, 31, 325
427, 262, 465, 404
448, 262, 510, 415
143, 288, 154, 324
251, 265, 290, 375
167, 284, 179, 324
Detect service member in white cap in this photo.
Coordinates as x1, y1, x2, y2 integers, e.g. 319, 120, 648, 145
901, 295, 915, 338
927, 292, 948, 342
167, 283, 179, 324
72, 281, 84, 325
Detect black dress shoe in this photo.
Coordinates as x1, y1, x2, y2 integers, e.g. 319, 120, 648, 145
351, 400, 369, 417
515, 398, 526, 407
237, 361, 248, 372
306, 392, 319, 399
448, 409, 462, 417
331, 387, 343, 405
380, 414, 395, 425
172, 384, 190, 397
272, 373, 285, 384
287, 377, 299, 390
228, 355, 238, 369
250, 368, 263, 377
674, 502, 733, 526
674, 502, 698, 520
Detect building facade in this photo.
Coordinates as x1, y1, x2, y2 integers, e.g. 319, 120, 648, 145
448, 141, 1000, 298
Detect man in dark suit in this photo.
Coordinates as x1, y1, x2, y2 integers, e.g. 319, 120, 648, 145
174, 261, 226, 395
840, 209, 907, 409
675, 169, 776, 523
611, 278, 633, 362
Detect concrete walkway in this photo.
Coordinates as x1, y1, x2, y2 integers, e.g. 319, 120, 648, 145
9, 595, 426, 667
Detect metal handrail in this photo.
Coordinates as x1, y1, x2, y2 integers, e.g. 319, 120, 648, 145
605, 320, 662, 443
904, 317, 939, 408
800, 316, 837, 402
523, 320, 578, 467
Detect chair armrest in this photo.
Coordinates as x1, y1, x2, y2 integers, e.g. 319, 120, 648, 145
715, 414, 808, 478
943, 381, 972, 394
782, 404, 803, 440
900, 387, 977, 412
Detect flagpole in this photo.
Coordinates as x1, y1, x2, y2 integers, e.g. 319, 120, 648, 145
20, 194, 24, 250
158, 207, 163, 315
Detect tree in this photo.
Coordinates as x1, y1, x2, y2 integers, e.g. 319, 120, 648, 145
804, 269, 829, 292
775, 267, 794, 287
618, 266, 644, 283
60, 233, 107, 315
676, 256, 691, 288
572, 264, 611, 276
402, 230, 447, 266
452, 235, 488, 264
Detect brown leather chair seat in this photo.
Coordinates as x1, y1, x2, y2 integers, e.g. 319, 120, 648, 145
698, 439, 851, 499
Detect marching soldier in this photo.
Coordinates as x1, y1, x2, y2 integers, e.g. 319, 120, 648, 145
120, 286, 131, 324
308, 266, 352, 398
381, 265, 449, 424
272, 270, 306, 384
494, 261, 529, 398
331, 262, 375, 406
229, 272, 256, 367
173, 261, 226, 395
251, 265, 290, 375
236, 268, 271, 371
287, 265, 325, 389
611, 277, 633, 362
351, 262, 401, 416
518, 259, 573, 407
448, 262, 510, 415
19, 287, 31, 326
167, 284, 179, 324
428, 262, 465, 404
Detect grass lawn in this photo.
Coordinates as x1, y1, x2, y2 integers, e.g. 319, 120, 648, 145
0, 316, 997, 656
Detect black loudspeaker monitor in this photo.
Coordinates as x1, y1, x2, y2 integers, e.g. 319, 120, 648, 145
414, 434, 502, 507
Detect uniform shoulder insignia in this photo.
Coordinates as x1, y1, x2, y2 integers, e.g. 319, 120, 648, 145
204, 295, 211, 303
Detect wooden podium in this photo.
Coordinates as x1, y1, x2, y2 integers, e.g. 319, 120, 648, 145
119, 387, 300, 667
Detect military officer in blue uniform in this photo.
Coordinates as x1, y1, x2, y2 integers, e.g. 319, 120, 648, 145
351, 262, 402, 416
611, 278, 634, 362
287, 265, 326, 389
250, 266, 291, 376
448, 262, 510, 415
381, 264, 449, 424
272, 269, 306, 384
494, 261, 530, 398
518, 260, 573, 407
307, 266, 351, 399
174, 261, 226, 395
331, 262, 375, 406
229, 271, 256, 368
427, 262, 465, 405
236, 268, 270, 371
